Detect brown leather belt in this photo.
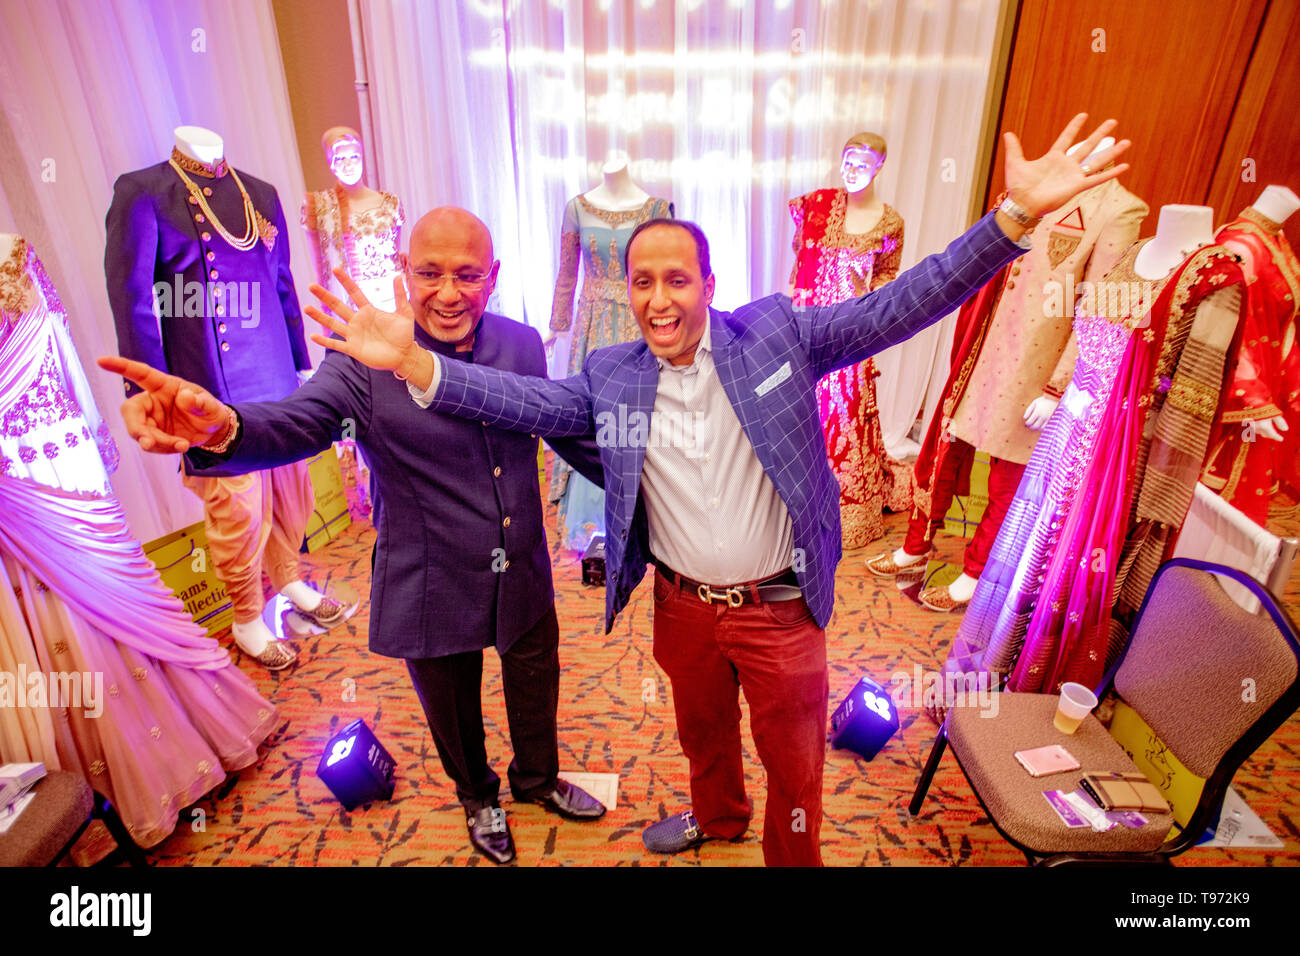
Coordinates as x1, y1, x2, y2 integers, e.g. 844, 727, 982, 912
655, 562, 802, 607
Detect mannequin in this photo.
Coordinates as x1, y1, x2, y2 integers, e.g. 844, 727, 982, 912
547, 151, 673, 550
302, 126, 405, 514
302, 126, 405, 312
870, 138, 1147, 609
1133, 203, 1215, 278
582, 152, 651, 210
106, 125, 346, 669
1201, 184, 1300, 522
788, 132, 906, 548
1, 234, 278, 845
937, 204, 1244, 703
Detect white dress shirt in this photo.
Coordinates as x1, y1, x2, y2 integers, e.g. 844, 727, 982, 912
638, 318, 795, 584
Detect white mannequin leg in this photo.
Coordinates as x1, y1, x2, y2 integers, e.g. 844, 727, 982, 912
281, 579, 324, 612
947, 572, 978, 603
890, 547, 927, 568
231, 617, 277, 657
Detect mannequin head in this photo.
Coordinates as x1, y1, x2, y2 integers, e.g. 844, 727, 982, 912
840, 132, 887, 194
322, 126, 365, 187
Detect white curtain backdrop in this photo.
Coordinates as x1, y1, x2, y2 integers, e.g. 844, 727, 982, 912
0, 0, 319, 543
361, 0, 1004, 457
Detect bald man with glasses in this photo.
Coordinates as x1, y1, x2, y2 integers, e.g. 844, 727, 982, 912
100, 207, 607, 865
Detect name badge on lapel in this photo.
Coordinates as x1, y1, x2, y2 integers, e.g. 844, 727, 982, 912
755, 361, 792, 397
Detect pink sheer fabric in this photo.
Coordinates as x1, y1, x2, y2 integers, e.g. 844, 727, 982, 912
0, 238, 278, 847
1005, 291, 1164, 691
944, 241, 1246, 700
1006, 244, 1245, 692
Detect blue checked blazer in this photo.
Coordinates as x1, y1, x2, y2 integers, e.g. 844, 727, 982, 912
425, 212, 1027, 632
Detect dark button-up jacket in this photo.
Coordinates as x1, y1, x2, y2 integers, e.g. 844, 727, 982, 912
188, 313, 600, 659
105, 159, 311, 410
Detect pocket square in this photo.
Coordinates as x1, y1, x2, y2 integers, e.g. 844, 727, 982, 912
755, 361, 792, 397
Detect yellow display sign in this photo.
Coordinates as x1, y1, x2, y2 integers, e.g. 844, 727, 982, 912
943, 450, 990, 539
143, 520, 233, 637
304, 446, 351, 553
1109, 700, 1206, 829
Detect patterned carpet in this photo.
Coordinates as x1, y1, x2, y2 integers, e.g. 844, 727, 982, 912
143, 453, 1300, 867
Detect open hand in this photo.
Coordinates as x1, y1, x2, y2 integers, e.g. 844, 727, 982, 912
1004, 113, 1132, 218
95, 356, 229, 453
306, 269, 416, 372
1255, 416, 1288, 442
1023, 395, 1059, 431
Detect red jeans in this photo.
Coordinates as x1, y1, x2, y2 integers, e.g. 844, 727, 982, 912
903, 437, 1025, 577
651, 568, 828, 866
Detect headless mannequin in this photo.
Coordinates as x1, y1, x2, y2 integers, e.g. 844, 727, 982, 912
1230, 185, 1300, 443
543, 152, 651, 350
583, 152, 650, 211
172, 125, 325, 657
1134, 204, 1215, 280
1251, 183, 1300, 225
173, 124, 224, 167
890, 138, 1120, 604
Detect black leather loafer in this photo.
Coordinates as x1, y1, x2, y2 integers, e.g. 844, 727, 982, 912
512, 778, 606, 820
467, 805, 516, 864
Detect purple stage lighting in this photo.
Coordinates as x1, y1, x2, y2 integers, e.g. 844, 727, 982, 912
316, 718, 396, 810
830, 676, 900, 761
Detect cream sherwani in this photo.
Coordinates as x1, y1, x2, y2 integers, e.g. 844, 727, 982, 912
948, 179, 1148, 464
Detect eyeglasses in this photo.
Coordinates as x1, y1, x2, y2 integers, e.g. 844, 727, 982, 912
406, 269, 489, 291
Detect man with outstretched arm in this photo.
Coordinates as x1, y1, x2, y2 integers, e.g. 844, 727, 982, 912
304, 116, 1131, 866
99, 208, 608, 866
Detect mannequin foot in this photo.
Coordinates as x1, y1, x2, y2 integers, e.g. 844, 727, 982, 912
919, 573, 978, 613
865, 548, 929, 577
231, 617, 298, 671
281, 579, 323, 612
282, 580, 352, 631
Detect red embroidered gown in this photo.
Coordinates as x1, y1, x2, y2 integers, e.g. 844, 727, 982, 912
788, 188, 904, 548
1201, 208, 1300, 524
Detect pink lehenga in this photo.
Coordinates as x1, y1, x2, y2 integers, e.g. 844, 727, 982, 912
942, 240, 1245, 696
0, 238, 278, 847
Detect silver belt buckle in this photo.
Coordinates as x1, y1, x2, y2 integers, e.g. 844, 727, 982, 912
697, 584, 744, 607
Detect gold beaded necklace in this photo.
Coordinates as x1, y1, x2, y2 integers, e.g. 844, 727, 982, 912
169, 156, 260, 251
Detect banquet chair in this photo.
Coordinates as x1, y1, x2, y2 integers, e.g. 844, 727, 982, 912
907, 558, 1300, 865
0, 771, 149, 867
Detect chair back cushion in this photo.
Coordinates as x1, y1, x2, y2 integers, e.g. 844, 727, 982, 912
1114, 564, 1298, 778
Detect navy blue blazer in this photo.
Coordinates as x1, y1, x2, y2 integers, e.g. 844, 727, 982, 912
105, 159, 311, 412
187, 313, 600, 660
417, 212, 1027, 633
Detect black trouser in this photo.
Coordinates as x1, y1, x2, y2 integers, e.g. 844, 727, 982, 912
405, 607, 560, 814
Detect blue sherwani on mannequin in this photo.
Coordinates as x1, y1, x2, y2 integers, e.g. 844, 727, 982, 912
105, 153, 311, 409
105, 150, 318, 632
186, 312, 603, 810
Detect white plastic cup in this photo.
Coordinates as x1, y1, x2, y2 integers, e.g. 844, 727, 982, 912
1054, 682, 1098, 734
